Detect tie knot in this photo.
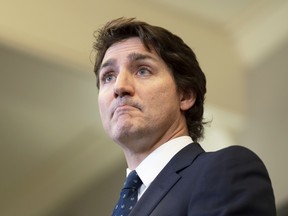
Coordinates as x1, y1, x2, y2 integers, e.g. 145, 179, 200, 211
123, 170, 142, 190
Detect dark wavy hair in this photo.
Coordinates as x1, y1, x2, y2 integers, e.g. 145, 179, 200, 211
93, 17, 207, 141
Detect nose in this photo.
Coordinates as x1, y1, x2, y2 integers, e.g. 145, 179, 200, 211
113, 70, 134, 98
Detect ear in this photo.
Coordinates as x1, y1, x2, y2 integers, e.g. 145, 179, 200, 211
180, 90, 196, 111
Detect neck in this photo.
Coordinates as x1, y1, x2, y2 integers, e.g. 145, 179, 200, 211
121, 128, 189, 170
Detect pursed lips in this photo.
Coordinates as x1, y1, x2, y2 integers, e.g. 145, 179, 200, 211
111, 101, 142, 117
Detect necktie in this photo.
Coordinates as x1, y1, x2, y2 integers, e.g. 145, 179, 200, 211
112, 170, 142, 216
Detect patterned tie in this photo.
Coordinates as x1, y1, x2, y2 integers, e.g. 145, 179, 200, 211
112, 170, 142, 216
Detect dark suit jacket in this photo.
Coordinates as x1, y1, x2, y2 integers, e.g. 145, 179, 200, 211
130, 143, 276, 216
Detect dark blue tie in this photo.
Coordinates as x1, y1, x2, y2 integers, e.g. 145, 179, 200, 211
112, 170, 142, 216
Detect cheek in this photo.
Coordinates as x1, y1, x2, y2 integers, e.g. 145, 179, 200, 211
158, 81, 178, 101
147, 83, 179, 113
98, 94, 109, 121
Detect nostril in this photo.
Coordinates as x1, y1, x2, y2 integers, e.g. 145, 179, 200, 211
114, 87, 132, 98
113, 82, 134, 98
113, 72, 134, 98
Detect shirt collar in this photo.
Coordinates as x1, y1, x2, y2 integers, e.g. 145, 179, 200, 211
127, 136, 192, 188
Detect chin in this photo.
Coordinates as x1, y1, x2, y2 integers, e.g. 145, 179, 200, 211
111, 126, 145, 144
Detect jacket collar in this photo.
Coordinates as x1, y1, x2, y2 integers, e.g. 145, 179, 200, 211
130, 143, 204, 216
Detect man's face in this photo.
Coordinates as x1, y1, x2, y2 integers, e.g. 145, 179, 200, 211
98, 37, 193, 152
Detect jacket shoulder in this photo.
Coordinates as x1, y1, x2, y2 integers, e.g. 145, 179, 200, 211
186, 145, 276, 215
199, 145, 265, 166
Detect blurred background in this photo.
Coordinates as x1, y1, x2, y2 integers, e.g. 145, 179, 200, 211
1, 0, 287, 215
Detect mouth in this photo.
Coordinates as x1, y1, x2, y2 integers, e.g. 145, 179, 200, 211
115, 105, 136, 113
111, 101, 141, 117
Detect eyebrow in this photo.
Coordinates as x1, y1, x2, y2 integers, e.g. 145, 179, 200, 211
99, 52, 158, 74
100, 59, 116, 71
127, 52, 157, 62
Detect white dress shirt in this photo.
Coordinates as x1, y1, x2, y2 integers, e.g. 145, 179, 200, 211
126, 136, 193, 199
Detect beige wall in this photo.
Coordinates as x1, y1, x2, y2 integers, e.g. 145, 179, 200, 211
1, 1, 287, 215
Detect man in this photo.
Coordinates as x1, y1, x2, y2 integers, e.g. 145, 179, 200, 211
93, 17, 276, 215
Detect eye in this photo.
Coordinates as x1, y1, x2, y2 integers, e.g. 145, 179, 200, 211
137, 67, 151, 76
101, 72, 116, 84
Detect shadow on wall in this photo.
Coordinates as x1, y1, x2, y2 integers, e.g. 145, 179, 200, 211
278, 203, 288, 216
45, 160, 126, 216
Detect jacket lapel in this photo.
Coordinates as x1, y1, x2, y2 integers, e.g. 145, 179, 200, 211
130, 143, 204, 216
